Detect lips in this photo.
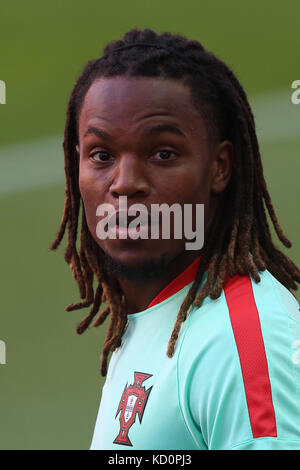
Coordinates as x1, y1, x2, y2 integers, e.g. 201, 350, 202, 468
112, 209, 150, 228
101, 208, 150, 240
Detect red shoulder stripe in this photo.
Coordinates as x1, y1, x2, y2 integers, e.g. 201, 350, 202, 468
224, 274, 277, 438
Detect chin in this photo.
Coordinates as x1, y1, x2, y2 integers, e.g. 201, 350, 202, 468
102, 248, 169, 282
99, 237, 164, 265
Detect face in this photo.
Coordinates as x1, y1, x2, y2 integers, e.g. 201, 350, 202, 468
77, 76, 232, 273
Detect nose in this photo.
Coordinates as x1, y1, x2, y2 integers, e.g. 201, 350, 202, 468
109, 154, 150, 199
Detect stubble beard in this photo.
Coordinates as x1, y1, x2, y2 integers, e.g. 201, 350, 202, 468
103, 251, 170, 282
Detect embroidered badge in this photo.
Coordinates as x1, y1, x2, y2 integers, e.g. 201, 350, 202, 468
114, 371, 153, 446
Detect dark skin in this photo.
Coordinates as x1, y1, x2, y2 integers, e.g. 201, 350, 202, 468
77, 77, 233, 314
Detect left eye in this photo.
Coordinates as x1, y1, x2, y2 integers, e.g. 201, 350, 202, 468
153, 150, 178, 160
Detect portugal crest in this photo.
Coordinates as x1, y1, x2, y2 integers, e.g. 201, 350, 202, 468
114, 371, 153, 446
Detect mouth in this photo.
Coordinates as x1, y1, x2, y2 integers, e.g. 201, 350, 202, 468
108, 209, 152, 240
115, 211, 148, 228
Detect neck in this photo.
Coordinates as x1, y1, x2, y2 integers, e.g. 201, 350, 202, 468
116, 250, 202, 314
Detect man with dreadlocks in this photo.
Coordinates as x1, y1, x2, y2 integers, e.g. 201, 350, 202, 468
51, 28, 300, 450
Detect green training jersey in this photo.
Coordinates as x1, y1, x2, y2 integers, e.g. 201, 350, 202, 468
90, 258, 300, 450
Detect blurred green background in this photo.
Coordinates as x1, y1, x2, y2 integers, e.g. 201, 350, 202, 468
0, 0, 299, 449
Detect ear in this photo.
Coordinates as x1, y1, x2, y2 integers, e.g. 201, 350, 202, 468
76, 144, 80, 160
210, 140, 233, 193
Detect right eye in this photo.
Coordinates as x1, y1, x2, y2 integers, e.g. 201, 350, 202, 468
89, 151, 113, 163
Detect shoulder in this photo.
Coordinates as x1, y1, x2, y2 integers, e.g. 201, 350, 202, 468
176, 270, 300, 449
221, 269, 300, 385
180, 269, 300, 354
178, 268, 300, 384
223, 268, 299, 324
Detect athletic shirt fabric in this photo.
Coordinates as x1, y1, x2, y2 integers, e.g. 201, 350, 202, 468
90, 258, 300, 450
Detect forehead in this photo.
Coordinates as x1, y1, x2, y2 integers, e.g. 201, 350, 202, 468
78, 76, 207, 135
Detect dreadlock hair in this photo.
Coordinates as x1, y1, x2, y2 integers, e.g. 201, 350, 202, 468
51, 28, 300, 376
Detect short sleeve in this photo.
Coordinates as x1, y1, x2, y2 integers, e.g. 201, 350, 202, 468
177, 272, 300, 450
229, 437, 300, 450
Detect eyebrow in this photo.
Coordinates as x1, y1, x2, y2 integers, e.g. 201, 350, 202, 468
83, 127, 112, 140
83, 124, 186, 140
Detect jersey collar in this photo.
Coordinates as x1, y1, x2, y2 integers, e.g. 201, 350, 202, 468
147, 256, 202, 309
